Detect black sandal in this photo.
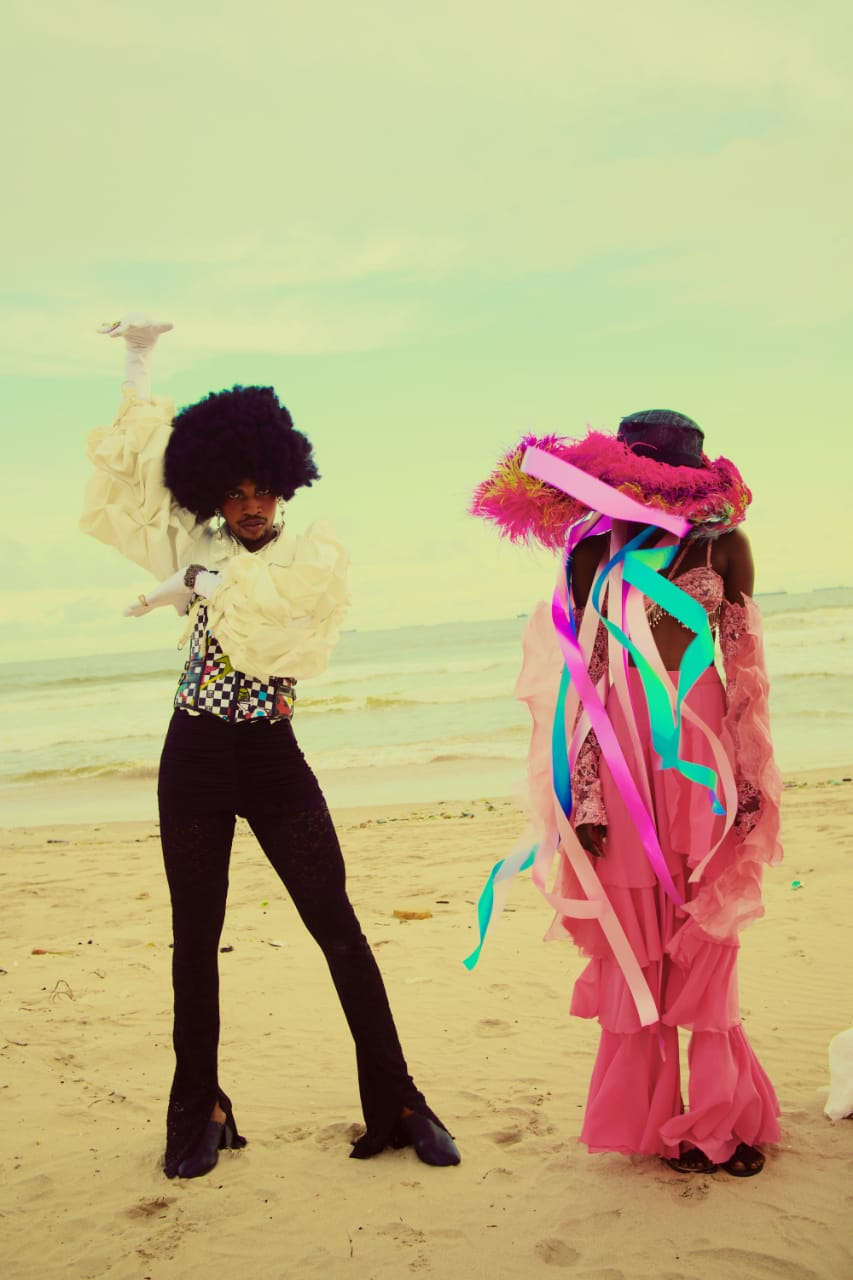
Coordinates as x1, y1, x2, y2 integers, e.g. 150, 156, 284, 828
662, 1146, 718, 1174
721, 1143, 765, 1177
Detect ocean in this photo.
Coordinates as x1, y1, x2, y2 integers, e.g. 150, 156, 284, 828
1, 588, 851, 826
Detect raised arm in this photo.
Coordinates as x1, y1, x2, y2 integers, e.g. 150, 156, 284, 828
80, 315, 212, 579
97, 312, 173, 400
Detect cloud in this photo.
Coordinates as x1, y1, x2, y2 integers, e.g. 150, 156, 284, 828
1, 0, 850, 670
0, 290, 424, 377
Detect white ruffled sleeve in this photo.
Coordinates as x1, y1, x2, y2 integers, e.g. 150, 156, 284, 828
203, 520, 350, 680
80, 391, 208, 578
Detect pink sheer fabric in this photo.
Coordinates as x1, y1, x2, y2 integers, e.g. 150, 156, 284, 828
514, 592, 783, 1160
670, 596, 783, 964
514, 601, 563, 850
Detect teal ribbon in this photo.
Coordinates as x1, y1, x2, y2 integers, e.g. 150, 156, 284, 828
551, 662, 573, 817
462, 844, 537, 970
591, 527, 723, 815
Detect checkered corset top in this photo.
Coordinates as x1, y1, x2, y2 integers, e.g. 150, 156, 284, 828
174, 606, 296, 724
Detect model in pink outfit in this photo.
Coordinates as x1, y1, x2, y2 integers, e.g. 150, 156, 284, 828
473, 409, 783, 1177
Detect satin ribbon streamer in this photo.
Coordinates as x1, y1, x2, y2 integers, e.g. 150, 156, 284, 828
465, 445, 730, 1027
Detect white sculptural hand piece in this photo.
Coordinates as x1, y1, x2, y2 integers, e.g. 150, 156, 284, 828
97, 311, 173, 347
97, 311, 173, 398
123, 568, 195, 618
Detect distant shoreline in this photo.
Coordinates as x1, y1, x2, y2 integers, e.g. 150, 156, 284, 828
0, 585, 851, 669
3, 761, 851, 834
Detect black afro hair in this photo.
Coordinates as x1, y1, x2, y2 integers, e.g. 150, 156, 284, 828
163, 385, 320, 521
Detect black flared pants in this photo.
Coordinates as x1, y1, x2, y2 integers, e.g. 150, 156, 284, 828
157, 709, 426, 1176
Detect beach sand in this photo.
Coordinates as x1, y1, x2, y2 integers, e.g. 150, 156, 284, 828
2, 769, 851, 1280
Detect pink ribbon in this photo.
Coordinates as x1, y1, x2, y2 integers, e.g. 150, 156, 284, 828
551, 558, 685, 908
511, 446, 733, 1027
522, 447, 690, 538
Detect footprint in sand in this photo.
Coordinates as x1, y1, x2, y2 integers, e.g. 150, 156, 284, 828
126, 1196, 175, 1219
376, 1222, 426, 1245
690, 1246, 822, 1280
313, 1121, 364, 1149
477, 1017, 514, 1037
534, 1238, 581, 1267
488, 1126, 525, 1146
277, 1124, 312, 1143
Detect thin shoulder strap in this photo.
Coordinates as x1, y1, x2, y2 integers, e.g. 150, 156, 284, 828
706, 539, 713, 567
666, 539, 692, 579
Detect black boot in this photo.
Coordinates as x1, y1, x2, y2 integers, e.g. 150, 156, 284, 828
397, 1111, 461, 1167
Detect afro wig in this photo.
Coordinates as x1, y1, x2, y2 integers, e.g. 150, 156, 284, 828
164, 385, 320, 521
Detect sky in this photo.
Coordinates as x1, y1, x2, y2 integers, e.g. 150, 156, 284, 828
1, 0, 851, 662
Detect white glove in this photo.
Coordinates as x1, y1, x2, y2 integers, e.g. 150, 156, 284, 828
97, 311, 173, 399
123, 568, 195, 618
194, 570, 221, 599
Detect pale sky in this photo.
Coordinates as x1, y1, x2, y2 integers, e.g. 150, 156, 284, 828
1, 0, 851, 661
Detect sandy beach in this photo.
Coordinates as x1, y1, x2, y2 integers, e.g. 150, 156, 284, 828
2, 767, 851, 1280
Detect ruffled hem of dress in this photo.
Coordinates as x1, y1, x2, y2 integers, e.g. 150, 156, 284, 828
659, 1024, 781, 1163
579, 1024, 780, 1160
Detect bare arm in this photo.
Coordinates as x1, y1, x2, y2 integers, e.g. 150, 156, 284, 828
570, 534, 609, 608
715, 526, 755, 603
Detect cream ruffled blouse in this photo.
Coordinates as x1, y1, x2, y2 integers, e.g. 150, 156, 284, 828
80, 391, 350, 681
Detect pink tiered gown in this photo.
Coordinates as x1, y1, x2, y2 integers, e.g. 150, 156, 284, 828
517, 576, 783, 1163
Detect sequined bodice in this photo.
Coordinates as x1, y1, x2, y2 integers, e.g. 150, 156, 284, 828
647, 544, 724, 630
670, 566, 725, 615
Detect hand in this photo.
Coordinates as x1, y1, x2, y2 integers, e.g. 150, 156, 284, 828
97, 312, 173, 350
575, 822, 607, 858
98, 311, 173, 398
193, 569, 221, 599
123, 568, 195, 618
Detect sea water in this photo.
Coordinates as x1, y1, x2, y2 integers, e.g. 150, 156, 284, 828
1, 588, 850, 825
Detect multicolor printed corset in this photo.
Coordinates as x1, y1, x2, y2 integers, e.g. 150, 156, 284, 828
174, 606, 296, 724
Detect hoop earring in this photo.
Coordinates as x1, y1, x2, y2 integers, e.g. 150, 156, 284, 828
276, 498, 286, 528
215, 510, 225, 540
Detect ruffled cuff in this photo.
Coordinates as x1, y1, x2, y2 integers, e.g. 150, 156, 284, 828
205, 520, 350, 680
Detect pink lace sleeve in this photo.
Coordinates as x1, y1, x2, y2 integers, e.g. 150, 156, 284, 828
672, 595, 783, 954
719, 595, 783, 838
569, 608, 607, 828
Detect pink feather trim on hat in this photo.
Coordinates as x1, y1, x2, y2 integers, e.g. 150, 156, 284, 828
471, 432, 751, 550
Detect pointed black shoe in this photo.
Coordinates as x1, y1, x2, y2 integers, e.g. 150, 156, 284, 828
398, 1112, 461, 1167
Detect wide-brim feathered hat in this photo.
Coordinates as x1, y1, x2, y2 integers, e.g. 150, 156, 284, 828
471, 409, 751, 549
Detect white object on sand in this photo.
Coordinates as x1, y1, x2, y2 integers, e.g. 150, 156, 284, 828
824, 1027, 853, 1121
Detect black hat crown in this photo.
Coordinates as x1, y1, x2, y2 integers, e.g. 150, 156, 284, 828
617, 409, 705, 469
